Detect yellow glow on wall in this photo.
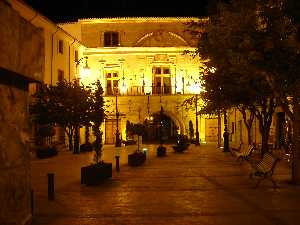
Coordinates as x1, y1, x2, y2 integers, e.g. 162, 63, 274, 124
120, 81, 127, 94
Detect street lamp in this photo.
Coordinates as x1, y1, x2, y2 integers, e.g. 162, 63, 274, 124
195, 94, 200, 145
186, 75, 200, 145
75, 56, 90, 80
223, 110, 230, 152
114, 86, 122, 147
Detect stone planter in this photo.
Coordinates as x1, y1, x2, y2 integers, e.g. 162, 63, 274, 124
157, 145, 167, 157
36, 145, 58, 159
80, 143, 93, 152
81, 163, 112, 185
128, 151, 146, 166
172, 145, 187, 153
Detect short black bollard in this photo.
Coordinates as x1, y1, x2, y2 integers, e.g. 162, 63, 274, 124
31, 189, 34, 215
115, 156, 120, 172
48, 173, 55, 200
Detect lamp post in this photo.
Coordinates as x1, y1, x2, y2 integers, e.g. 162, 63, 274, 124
223, 110, 230, 152
159, 106, 164, 146
195, 94, 200, 145
115, 87, 121, 147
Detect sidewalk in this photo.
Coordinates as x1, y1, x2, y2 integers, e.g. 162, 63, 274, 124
31, 143, 300, 225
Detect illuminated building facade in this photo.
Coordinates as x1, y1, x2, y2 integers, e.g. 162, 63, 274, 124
60, 17, 218, 144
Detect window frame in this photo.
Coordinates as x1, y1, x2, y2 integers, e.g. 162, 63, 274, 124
58, 40, 64, 54
104, 31, 120, 47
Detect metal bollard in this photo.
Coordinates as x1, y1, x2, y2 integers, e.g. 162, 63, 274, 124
115, 156, 120, 172
31, 189, 34, 215
48, 173, 55, 200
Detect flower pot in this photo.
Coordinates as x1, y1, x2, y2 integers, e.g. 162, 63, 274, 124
157, 146, 166, 157
81, 163, 112, 185
128, 151, 146, 166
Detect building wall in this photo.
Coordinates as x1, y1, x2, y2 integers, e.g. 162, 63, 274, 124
10, 0, 85, 85
60, 17, 211, 144
0, 1, 44, 224
228, 108, 279, 150
79, 18, 202, 48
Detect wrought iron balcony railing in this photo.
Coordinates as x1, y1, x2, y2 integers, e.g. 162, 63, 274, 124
105, 85, 187, 96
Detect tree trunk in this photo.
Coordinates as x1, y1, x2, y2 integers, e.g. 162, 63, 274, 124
74, 125, 80, 154
292, 96, 300, 184
239, 107, 254, 145
68, 134, 73, 152
85, 125, 90, 144
247, 127, 252, 145
261, 128, 270, 156
66, 128, 73, 152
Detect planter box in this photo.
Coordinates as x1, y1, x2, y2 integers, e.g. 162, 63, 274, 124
128, 151, 146, 166
157, 146, 167, 157
172, 145, 187, 153
81, 163, 112, 185
80, 143, 93, 152
36, 146, 58, 159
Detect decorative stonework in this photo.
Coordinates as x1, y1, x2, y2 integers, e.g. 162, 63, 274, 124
135, 31, 189, 47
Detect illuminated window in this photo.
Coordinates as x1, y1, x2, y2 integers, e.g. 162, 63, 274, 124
58, 69, 64, 82
152, 66, 171, 95
106, 71, 119, 95
104, 32, 119, 47
58, 40, 64, 54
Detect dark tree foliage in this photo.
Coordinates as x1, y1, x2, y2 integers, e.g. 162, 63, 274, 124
187, 0, 300, 154
90, 80, 105, 164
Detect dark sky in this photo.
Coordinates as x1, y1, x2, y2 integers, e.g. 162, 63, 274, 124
23, 0, 209, 22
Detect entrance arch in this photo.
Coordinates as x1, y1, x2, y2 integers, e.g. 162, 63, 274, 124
143, 109, 185, 143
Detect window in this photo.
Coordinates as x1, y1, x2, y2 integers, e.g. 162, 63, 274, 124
152, 66, 171, 95
106, 71, 119, 95
58, 69, 64, 82
58, 40, 64, 54
74, 50, 78, 62
104, 32, 119, 47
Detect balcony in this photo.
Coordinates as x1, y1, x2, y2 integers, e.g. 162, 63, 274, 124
105, 85, 187, 96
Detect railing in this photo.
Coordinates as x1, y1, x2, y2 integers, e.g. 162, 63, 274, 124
105, 85, 187, 96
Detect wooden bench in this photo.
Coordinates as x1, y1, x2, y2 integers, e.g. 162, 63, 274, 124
249, 152, 280, 188
232, 144, 255, 162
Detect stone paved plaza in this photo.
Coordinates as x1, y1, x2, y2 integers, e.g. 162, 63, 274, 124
30, 143, 300, 225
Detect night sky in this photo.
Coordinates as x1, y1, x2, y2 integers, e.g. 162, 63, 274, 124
23, 0, 209, 22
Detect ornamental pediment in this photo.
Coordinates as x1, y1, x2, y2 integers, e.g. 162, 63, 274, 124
134, 30, 189, 47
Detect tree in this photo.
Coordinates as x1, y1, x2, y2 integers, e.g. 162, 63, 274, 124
282, 0, 300, 183
90, 80, 105, 164
30, 79, 91, 153
188, 0, 297, 155
189, 120, 194, 140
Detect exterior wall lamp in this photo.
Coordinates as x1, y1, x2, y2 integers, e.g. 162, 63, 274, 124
75, 56, 91, 79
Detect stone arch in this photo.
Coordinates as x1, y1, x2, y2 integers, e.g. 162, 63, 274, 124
134, 31, 190, 47
162, 110, 185, 135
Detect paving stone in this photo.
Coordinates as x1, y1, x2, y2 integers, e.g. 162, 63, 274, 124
31, 143, 299, 225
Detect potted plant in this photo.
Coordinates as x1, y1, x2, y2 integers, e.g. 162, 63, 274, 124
156, 106, 167, 157
173, 134, 190, 153
128, 123, 146, 166
81, 80, 112, 185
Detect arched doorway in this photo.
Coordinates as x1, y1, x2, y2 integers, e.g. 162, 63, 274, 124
143, 111, 178, 144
